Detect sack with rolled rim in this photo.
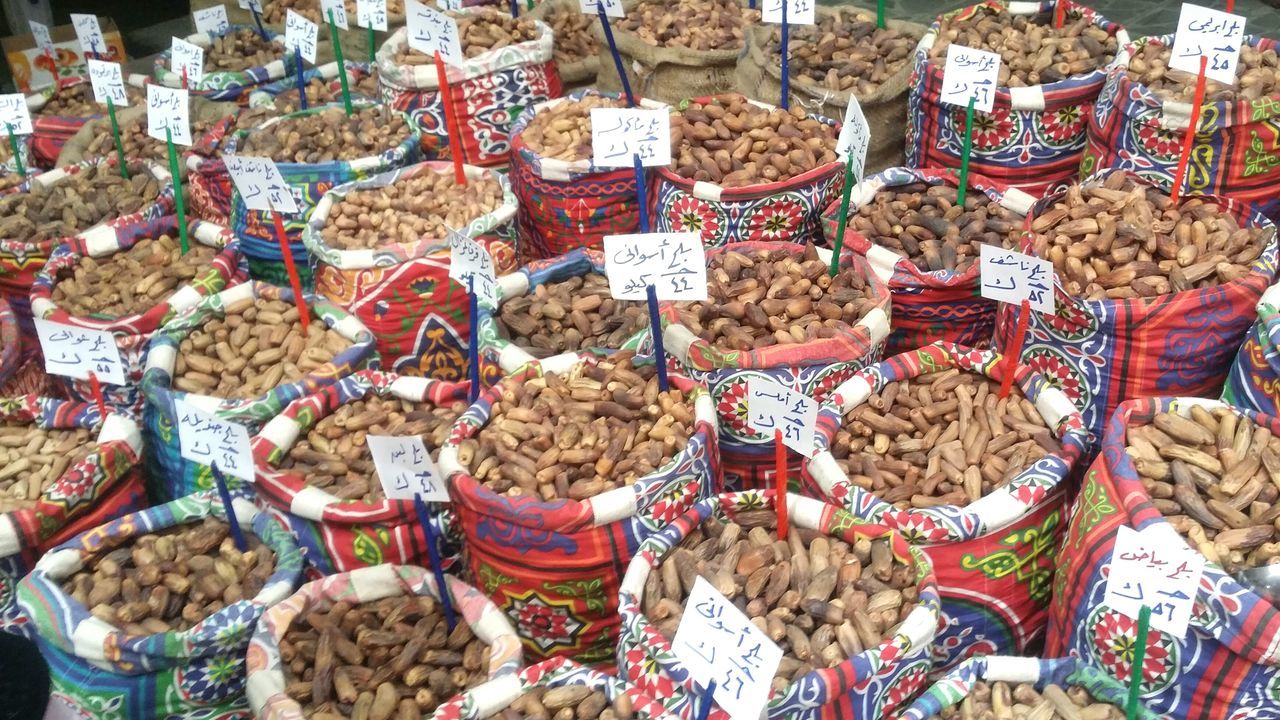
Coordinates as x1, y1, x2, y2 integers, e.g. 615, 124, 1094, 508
152, 25, 297, 102
185, 102, 281, 226
438, 352, 721, 664
54, 96, 239, 169
802, 341, 1091, 669
1223, 282, 1280, 415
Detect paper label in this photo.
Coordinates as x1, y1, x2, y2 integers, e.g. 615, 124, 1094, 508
762, 0, 815, 24
146, 84, 191, 145
174, 397, 255, 483
406, 0, 463, 65
603, 232, 707, 301
745, 377, 818, 455
579, 0, 623, 17
35, 318, 126, 385
285, 9, 319, 63
448, 230, 500, 307
0, 94, 32, 136
193, 6, 231, 35
29, 21, 54, 52
70, 14, 106, 57
979, 245, 1053, 315
1103, 525, 1205, 637
835, 95, 869, 179
940, 43, 1001, 113
1170, 3, 1246, 84
171, 37, 206, 85
591, 107, 671, 167
367, 435, 449, 501
224, 155, 300, 213
88, 60, 129, 107
322, 0, 351, 29
357, 0, 389, 30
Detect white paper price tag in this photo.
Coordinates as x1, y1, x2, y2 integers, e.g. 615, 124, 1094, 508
34, 318, 126, 386
147, 84, 191, 145
322, 0, 351, 29
173, 397, 255, 483
224, 155, 300, 213
70, 14, 107, 57
578, 0, 622, 17
88, 60, 129, 107
0, 95, 32, 136
603, 232, 707, 301
29, 21, 53, 52
448, 230, 500, 307
285, 10, 320, 63
1103, 525, 1205, 637
745, 377, 818, 455
671, 577, 784, 720
835, 95, 869, 179
406, 0, 463, 65
1170, 3, 1246, 85
940, 43, 1001, 113
171, 37, 206, 85
590, 108, 671, 168
357, 0, 389, 30
239, 0, 265, 12
367, 435, 449, 502
762, 0, 815, 25
438, 0, 463, 12
193, 5, 231, 35
979, 245, 1054, 315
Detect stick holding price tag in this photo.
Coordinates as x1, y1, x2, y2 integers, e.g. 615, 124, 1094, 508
240, 0, 271, 40
939, 44, 1000, 206
589, 0, 632, 106
171, 36, 205, 90
0, 94, 31, 177
591, 107, 671, 233
35, 318, 126, 418
745, 376, 817, 539
448, 229, 498, 401
762, 0, 815, 110
88, 60, 131, 179
829, 95, 870, 277
29, 21, 58, 87
407, 1, 466, 182
147, 84, 192, 254
979, 244, 1053, 398
357, 0, 388, 62
174, 397, 255, 551
286, 10, 320, 110
322, 0, 355, 115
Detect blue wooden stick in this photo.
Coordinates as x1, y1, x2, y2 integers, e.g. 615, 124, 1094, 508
646, 285, 669, 393
294, 46, 308, 110
468, 275, 479, 403
251, 5, 269, 41
413, 495, 458, 631
695, 680, 716, 720
211, 463, 248, 552
597, 4, 634, 107
633, 154, 649, 234
780, 0, 789, 110
509, 0, 519, 17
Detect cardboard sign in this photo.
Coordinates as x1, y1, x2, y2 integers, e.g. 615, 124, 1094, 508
34, 318, 126, 385
762, 0, 815, 24
603, 232, 707, 301
406, 0, 463, 65
979, 245, 1054, 315
1103, 525, 1205, 637
146, 84, 191, 145
591, 107, 671, 167
173, 397, 255, 483
1170, 3, 1246, 85
285, 10, 319, 63
223, 155, 300, 213
29, 21, 53, 52
745, 377, 818, 455
87, 59, 129, 107
69, 13, 106, 57
367, 435, 449, 502
322, 0, 351, 29
448, 230, 499, 306
835, 95, 870, 178
0, 94, 32, 135
170, 36, 205, 85
357, 0, 390, 30
193, 6, 231, 36
579, 0, 623, 17
940, 43, 1001, 113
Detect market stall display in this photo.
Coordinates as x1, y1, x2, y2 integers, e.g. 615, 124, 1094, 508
56, 97, 239, 169
153, 26, 294, 101
27, 79, 145, 169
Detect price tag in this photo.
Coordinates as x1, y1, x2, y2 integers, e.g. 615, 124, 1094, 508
671, 577, 784, 720
406, 0, 463, 65
322, 0, 351, 29
438, 0, 463, 12
193, 5, 231, 35
173, 397, 255, 483
979, 245, 1053, 315
239, 0, 265, 12
745, 377, 818, 455
448, 230, 499, 307
762, 0, 815, 24
285, 10, 319, 63
357, 0, 389, 30
29, 21, 53, 53
34, 318, 126, 386
224, 155, 300, 213
88, 60, 129, 107
70, 14, 106, 57
147, 84, 191, 145
367, 435, 449, 502
1103, 525, 1205, 637
591, 108, 671, 168
579, 0, 622, 16
1170, 3, 1245, 85
835, 95, 869, 179
0, 95, 33, 136
603, 232, 707, 301
940, 43, 1001, 113
171, 37, 206, 85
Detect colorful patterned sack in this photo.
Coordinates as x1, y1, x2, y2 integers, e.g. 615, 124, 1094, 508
1223, 281, 1280, 415
191, 0, 405, 63
438, 353, 721, 664
305, 161, 516, 381
802, 342, 1091, 669
153, 25, 294, 102
618, 490, 941, 720
0, 405, 145, 638
659, 241, 890, 490
251, 369, 468, 576
1084, 35, 1280, 223
246, 60, 378, 110
247, 563, 523, 719
905, 0, 1128, 197
141, 281, 378, 501
225, 100, 422, 288
55, 96, 240, 169
17, 490, 303, 719
29, 216, 247, 415
993, 170, 1279, 442
509, 91, 661, 262
377, 13, 561, 166
1047, 396, 1280, 719
186, 103, 281, 226
822, 167, 1034, 355
898, 655, 1155, 720
0, 295, 19, 387
655, 95, 845, 247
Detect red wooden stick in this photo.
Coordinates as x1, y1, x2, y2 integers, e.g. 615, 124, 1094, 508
433, 51, 466, 186
1169, 56, 1208, 205
775, 429, 788, 540
88, 371, 107, 421
1053, 0, 1065, 28
181, 66, 189, 90
998, 299, 1031, 400
271, 210, 311, 335
1226, 0, 1234, 12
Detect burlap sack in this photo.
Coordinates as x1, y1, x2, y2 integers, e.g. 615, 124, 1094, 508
191, 0, 403, 64
529, 0, 600, 88
55, 97, 239, 171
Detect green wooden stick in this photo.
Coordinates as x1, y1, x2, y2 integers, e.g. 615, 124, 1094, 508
368, 26, 375, 63
328, 10, 354, 115
106, 98, 129, 179
876, 0, 885, 29
956, 95, 975, 206
829, 156, 857, 278
165, 127, 190, 255
1126, 605, 1152, 720
6, 125, 23, 177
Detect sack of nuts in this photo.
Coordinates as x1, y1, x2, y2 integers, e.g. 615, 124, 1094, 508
250, 60, 381, 115
509, 91, 665, 261
0, 404, 145, 637
153, 26, 295, 102
186, 104, 280, 225
659, 241, 890, 490
1084, 34, 1280, 223
140, 281, 378, 501
529, 0, 599, 90
737, 6, 924, 174
251, 369, 469, 576
430, 656, 675, 720
226, 100, 422, 288
617, 490, 942, 719
28, 216, 248, 415
246, 563, 525, 719
898, 655, 1156, 720
993, 168, 1279, 442
1223, 283, 1280, 416
376, 8, 561, 167
802, 341, 1091, 668
655, 95, 844, 247
1047, 397, 1280, 718
438, 350, 721, 663
305, 160, 516, 381
193, 0, 406, 62
822, 166, 1036, 355
56, 96, 239, 169
16, 490, 304, 717
906, 0, 1127, 197
26, 78, 146, 169
479, 249, 650, 374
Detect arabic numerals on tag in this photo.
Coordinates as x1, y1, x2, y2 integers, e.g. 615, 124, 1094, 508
173, 398, 255, 483
357, 0, 389, 29
322, 0, 350, 29
194, 6, 230, 35
0, 94, 32, 136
